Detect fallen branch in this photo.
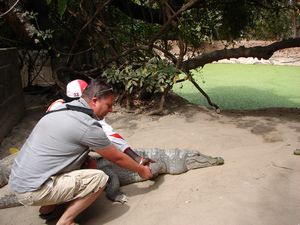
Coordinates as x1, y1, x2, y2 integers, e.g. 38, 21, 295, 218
182, 38, 300, 71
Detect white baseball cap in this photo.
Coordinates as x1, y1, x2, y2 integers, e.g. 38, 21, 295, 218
66, 79, 88, 98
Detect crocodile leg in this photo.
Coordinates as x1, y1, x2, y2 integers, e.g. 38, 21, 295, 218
98, 164, 128, 204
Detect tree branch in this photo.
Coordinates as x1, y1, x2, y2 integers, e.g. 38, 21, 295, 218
0, 0, 20, 17
149, 0, 201, 45
67, 0, 112, 66
186, 72, 219, 110
152, 44, 178, 64
182, 38, 300, 71
111, 0, 165, 24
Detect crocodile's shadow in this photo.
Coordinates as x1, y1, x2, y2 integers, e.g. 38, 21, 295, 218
118, 174, 165, 197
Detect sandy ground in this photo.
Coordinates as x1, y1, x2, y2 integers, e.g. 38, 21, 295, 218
0, 93, 300, 225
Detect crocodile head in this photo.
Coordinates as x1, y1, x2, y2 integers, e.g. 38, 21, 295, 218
185, 151, 224, 170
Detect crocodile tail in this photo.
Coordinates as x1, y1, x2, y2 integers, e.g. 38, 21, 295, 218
0, 194, 22, 209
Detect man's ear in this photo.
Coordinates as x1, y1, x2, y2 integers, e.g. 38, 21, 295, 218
91, 97, 98, 106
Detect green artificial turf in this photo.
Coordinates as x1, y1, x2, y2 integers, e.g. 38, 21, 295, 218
172, 64, 300, 109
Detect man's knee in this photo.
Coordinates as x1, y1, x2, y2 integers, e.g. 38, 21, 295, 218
90, 170, 109, 191
16, 170, 109, 206
71, 169, 109, 198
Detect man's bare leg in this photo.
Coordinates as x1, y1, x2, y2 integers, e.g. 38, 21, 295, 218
56, 186, 105, 225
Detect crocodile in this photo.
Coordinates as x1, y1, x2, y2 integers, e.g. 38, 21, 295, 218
0, 148, 224, 208
97, 148, 224, 203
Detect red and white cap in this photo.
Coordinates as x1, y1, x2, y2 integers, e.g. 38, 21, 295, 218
66, 79, 88, 98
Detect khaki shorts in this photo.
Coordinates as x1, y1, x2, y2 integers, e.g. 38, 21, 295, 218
15, 169, 108, 206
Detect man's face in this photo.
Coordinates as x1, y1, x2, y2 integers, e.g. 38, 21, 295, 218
90, 94, 114, 119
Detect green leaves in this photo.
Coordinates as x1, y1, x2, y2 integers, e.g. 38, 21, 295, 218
179, 8, 222, 45
102, 58, 177, 97
47, 0, 69, 18
58, 0, 69, 18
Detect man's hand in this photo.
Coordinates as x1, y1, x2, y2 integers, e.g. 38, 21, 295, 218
82, 157, 97, 169
140, 157, 156, 166
97, 145, 153, 179
86, 157, 97, 169
124, 147, 156, 166
137, 165, 153, 180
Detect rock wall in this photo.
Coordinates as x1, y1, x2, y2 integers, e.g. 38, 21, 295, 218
0, 48, 25, 143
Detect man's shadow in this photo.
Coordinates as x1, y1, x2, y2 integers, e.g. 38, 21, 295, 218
46, 176, 165, 225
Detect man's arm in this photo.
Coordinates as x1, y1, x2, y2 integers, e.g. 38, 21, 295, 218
95, 144, 152, 179
124, 147, 156, 165
99, 120, 155, 165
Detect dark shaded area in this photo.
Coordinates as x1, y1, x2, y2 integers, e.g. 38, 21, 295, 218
0, 48, 25, 143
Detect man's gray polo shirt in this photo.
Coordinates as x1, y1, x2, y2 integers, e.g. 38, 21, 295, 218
9, 98, 111, 193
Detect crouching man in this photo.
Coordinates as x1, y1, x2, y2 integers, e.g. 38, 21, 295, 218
9, 79, 152, 225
